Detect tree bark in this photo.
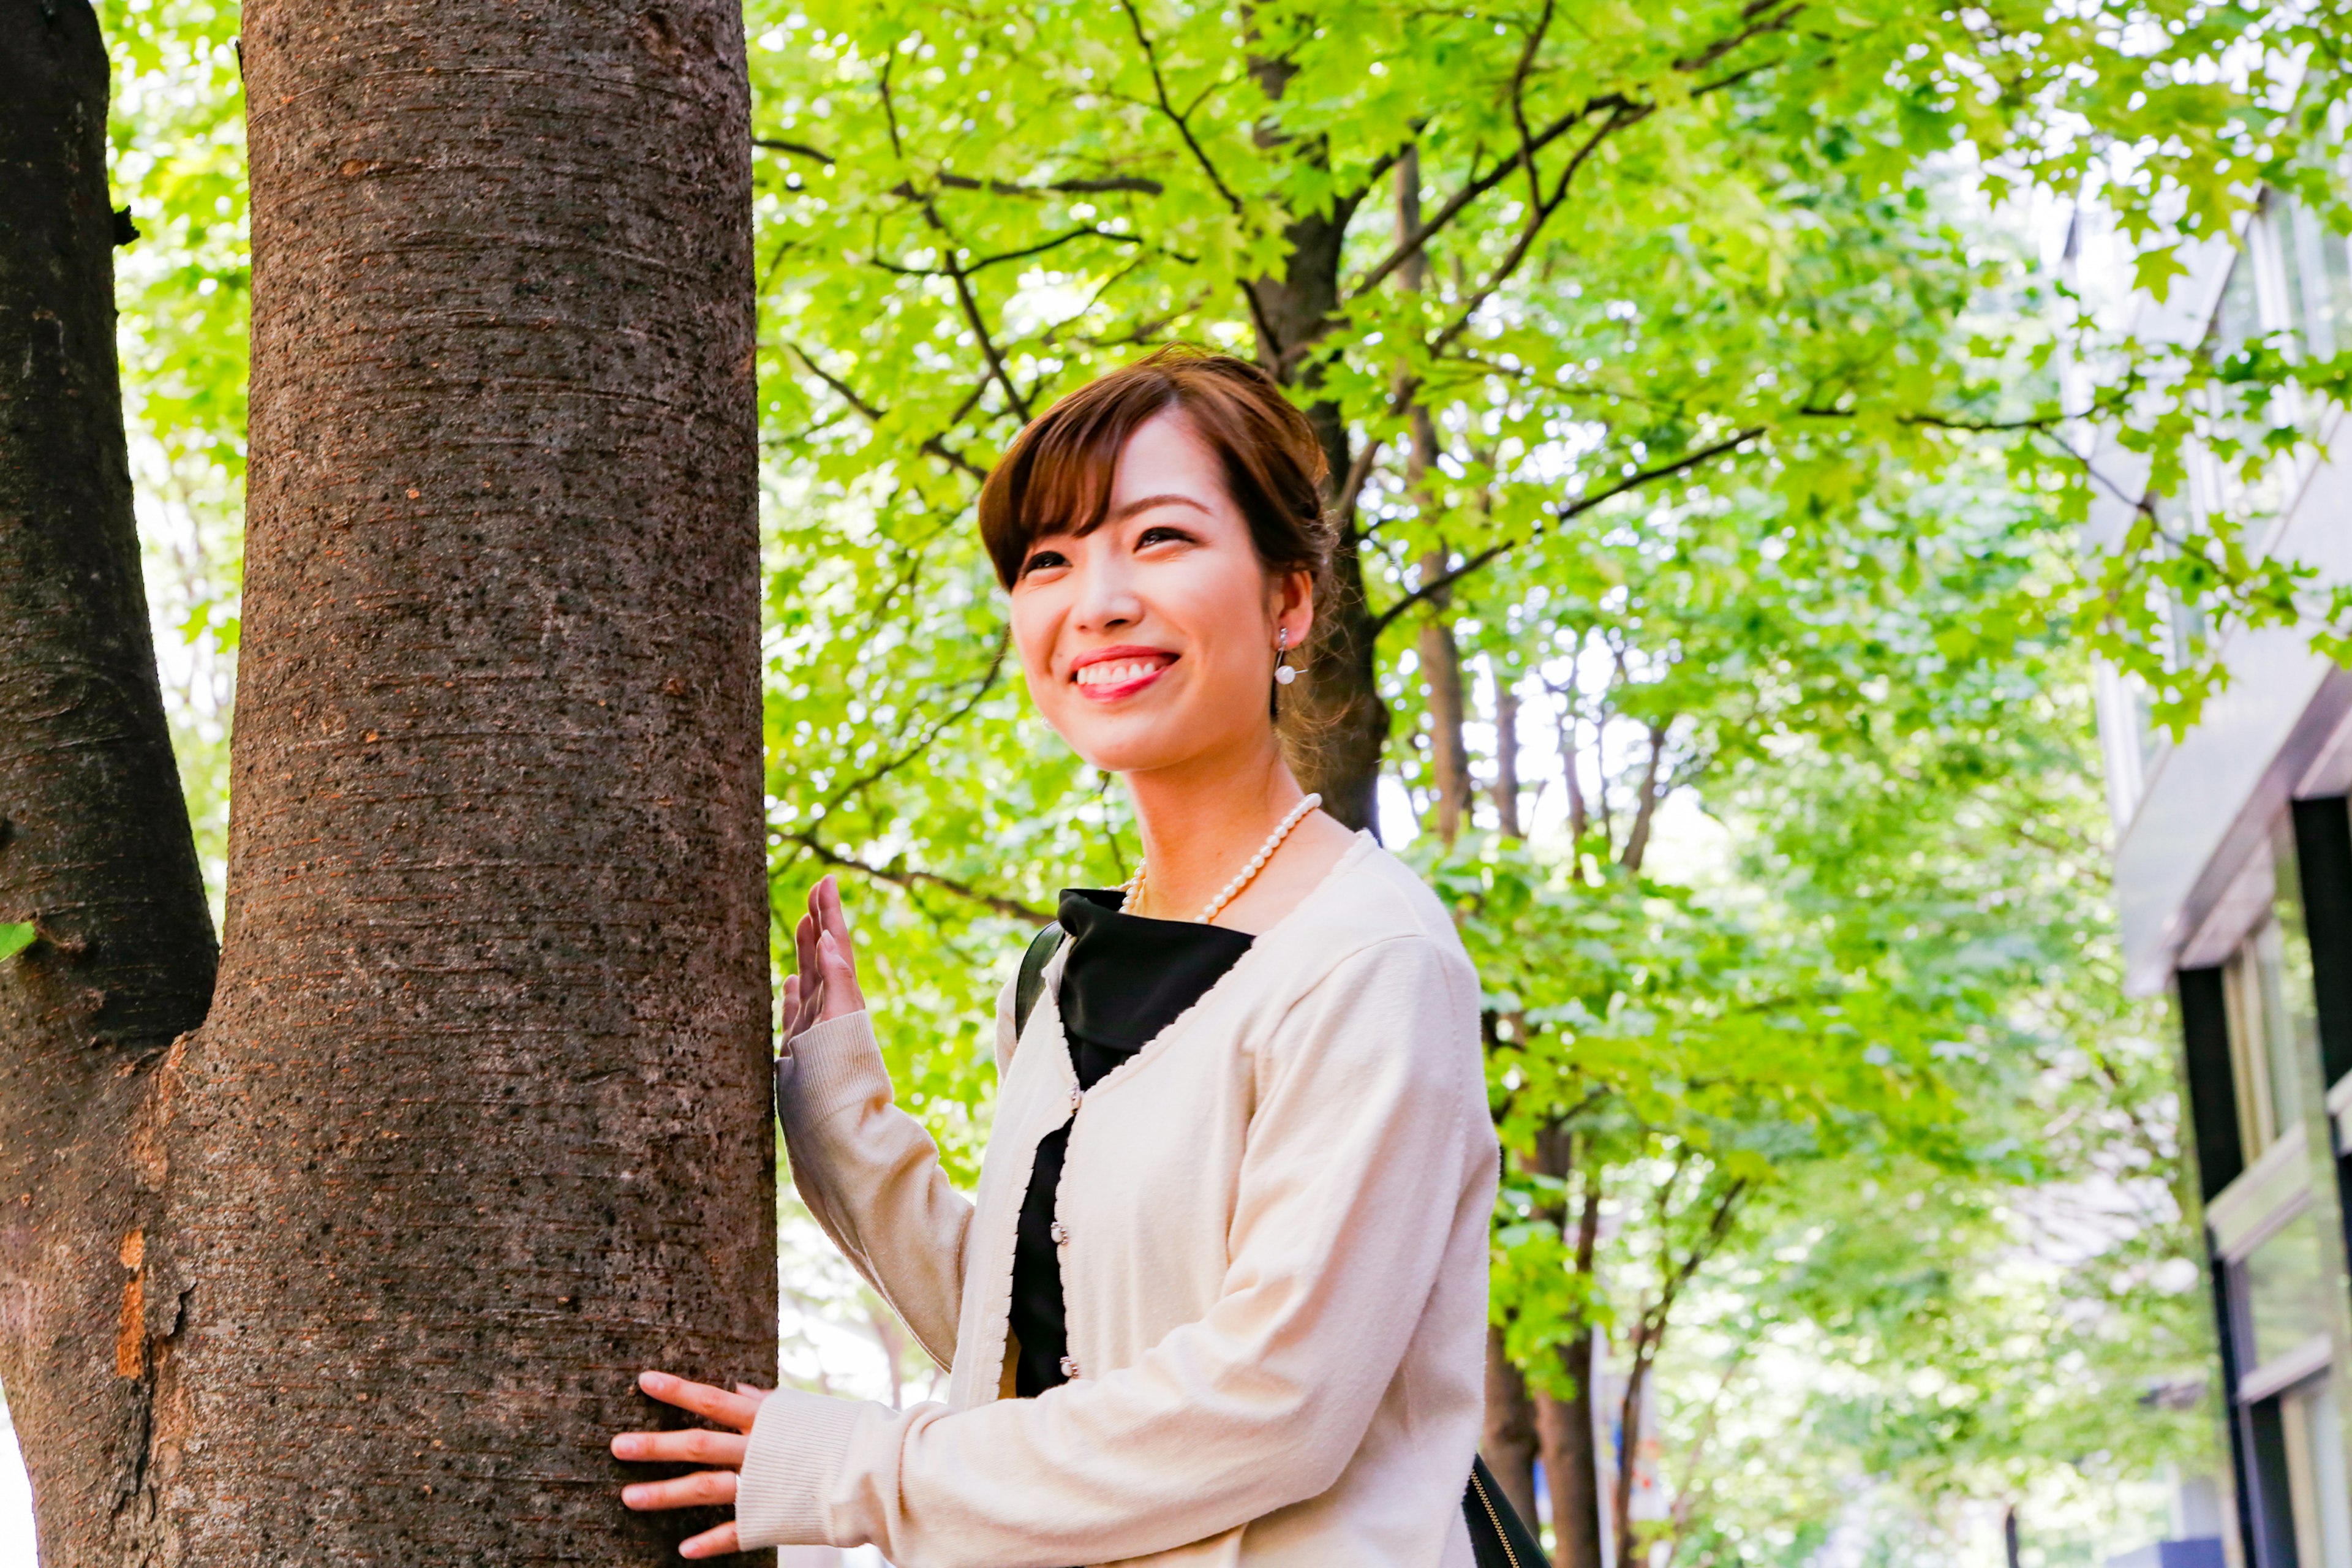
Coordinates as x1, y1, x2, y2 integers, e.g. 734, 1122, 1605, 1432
1393, 154, 1471, 846
59, 3, 773, 1562
1482, 1325, 1544, 1545
1494, 669, 1523, 839
1417, 552, 1471, 843
1541, 1152, 1608, 1568
1246, 56, 1387, 834
0, 6, 221, 1560
1619, 723, 1669, 874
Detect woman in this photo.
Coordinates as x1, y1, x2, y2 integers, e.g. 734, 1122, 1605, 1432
610, 349, 1501, 1566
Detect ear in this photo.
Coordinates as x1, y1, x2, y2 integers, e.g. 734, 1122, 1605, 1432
1269, 567, 1314, 649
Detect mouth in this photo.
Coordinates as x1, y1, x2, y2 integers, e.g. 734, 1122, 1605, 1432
1070, 647, 1177, 702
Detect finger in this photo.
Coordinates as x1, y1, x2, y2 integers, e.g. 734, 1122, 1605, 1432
636, 1370, 763, 1431
783, 973, 816, 1043
794, 911, 818, 989
609, 1428, 749, 1466
618, 1468, 739, 1512
818, 931, 864, 1015
680, 1522, 741, 1560
734, 1383, 772, 1401
820, 877, 856, 961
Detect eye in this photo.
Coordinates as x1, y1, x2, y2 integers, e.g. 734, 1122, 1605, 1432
1137, 524, 1197, 550
1019, 547, 1072, 578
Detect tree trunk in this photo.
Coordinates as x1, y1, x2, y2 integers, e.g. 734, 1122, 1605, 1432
1245, 58, 1386, 834
1619, 723, 1668, 873
1482, 1325, 1544, 1545
17, 2, 776, 1561
1416, 552, 1471, 843
1393, 154, 1471, 846
1542, 1154, 1609, 1568
1539, 1348, 1608, 1568
1494, 669, 1523, 839
0, 6, 221, 1560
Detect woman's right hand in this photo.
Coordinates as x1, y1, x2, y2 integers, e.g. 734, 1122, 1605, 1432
783, 874, 867, 1045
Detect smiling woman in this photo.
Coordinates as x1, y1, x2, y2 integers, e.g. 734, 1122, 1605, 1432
611, 349, 1527, 1568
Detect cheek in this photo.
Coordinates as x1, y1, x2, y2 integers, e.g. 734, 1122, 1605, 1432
1008, 597, 1061, 698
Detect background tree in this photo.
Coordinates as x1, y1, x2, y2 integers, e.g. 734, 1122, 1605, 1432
0, 1, 777, 1562
56, 0, 2323, 1565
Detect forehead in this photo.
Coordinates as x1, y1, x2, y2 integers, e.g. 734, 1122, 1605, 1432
1105, 410, 1229, 510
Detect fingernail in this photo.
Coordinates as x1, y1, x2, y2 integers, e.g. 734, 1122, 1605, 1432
612, 1435, 639, 1458
639, 1370, 668, 1391
622, 1485, 647, 1507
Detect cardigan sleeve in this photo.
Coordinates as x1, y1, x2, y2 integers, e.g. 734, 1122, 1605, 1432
776, 1008, 981, 1371
737, 934, 1491, 1567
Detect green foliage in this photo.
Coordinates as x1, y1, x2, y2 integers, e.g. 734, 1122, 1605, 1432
0, 926, 34, 964
90, 0, 2301, 1558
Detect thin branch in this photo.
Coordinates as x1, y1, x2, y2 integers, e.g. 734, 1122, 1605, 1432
1427, 100, 1653, 360
1346, 6, 1799, 302
1116, 0, 1248, 217
1372, 426, 1764, 632
1115, 0, 1284, 357
755, 137, 837, 162
1348, 97, 1627, 300
780, 835, 1048, 923
783, 344, 992, 482
870, 224, 1142, 279
821, 631, 1010, 811
926, 170, 1167, 197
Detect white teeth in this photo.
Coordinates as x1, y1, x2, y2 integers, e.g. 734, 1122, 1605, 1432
1076, 658, 1163, 687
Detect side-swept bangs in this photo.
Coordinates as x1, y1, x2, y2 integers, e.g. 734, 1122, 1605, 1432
976, 347, 1335, 594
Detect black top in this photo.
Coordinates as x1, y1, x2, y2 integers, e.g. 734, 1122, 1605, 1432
1008, 887, 1253, 1398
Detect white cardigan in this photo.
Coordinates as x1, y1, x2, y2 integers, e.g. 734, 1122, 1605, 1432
737, 833, 1499, 1568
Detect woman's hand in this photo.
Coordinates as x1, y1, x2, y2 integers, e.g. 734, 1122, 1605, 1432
782, 875, 867, 1045
611, 1370, 767, 1559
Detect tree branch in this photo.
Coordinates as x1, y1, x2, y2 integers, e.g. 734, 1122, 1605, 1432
1371, 426, 1763, 633
755, 136, 837, 162
1115, 0, 1284, 357
872, 224, 1142, 279
782, 343, 992, 482
778, 835, 1048, 923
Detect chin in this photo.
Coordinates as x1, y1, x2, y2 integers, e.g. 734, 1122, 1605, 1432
1049, 711, 1182, 774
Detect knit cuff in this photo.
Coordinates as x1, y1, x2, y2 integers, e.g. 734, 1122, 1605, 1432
734, 1387, 869, 1550
775, 1009, 890, 1128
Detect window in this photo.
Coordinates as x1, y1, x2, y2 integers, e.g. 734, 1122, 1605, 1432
2245, 1206, 2334, 1369
2281, 195, 2352, 362
2283, 1379, 2352, 1568
2223, 916, 2319, 1156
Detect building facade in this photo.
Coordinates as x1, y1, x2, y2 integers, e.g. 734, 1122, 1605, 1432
2089, 189, 2352, 1568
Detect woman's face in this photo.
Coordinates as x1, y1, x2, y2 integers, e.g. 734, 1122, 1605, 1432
1009, 409, 1312, 777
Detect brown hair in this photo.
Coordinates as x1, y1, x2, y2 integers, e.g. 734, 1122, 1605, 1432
976, 346, 1335, 595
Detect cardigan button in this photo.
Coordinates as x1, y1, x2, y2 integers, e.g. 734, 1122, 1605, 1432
1058, 1355, 1080, 1379
1049, 1221, 1068, 1246
1068, 1087, 1083, 1112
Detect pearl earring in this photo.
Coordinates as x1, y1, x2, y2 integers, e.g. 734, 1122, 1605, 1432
1273, 627, 1298, 685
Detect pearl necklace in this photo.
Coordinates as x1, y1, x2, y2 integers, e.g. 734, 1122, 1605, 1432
1120, 794, 1323, 924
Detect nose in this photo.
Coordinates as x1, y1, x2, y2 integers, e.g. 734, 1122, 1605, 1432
1069, 548, 1144, 636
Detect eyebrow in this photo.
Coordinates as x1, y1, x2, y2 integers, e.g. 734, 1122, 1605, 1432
1103, 492, 1215, 526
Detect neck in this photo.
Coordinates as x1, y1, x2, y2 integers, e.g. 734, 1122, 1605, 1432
1122, 733, 1306, 919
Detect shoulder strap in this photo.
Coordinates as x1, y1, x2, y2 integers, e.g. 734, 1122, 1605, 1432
1014, 921, 1066, 1038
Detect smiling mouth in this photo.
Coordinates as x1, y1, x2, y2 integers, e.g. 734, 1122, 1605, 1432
1072, 654, 1175, 698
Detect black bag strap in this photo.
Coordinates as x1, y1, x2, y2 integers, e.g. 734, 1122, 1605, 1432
1014, 921, 1066, 1038
1464, 1456, 1544, 1568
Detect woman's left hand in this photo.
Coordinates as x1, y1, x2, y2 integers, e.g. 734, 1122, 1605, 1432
611, 1370, 768, 1559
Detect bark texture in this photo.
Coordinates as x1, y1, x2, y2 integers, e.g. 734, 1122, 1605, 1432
1247, 58, 1387, 834
0, 5, 219, 1561
1481, 1326, 1543, 1542
1493, 674, 1523, 839
127, 3, 777, 1561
